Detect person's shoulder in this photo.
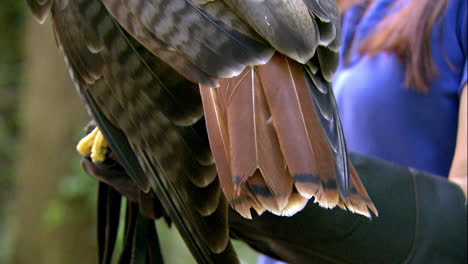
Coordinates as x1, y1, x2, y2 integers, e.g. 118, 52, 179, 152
449, 0, 467, 10
433, 0, 466, 50
445, 0, 467, 20
443, 0, 467, 95
444, 0, 467, 46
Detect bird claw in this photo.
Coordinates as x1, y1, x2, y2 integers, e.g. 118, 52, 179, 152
76, 127, 109, 163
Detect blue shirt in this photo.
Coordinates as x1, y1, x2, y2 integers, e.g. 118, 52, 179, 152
259, 0, 466, 263
335, 0, 467, 177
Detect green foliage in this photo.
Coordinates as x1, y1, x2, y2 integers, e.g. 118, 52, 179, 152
233, 240, 260, 264
0, 205, 15, 264
0, 0, 26, 87
0, 0, 25, 182
0, 0, 25, 195
42, 156, 98, 229
155, 220, 259, 264
0, 3, 26, 263
42, 199, 67, 229
60, 158, 98, 207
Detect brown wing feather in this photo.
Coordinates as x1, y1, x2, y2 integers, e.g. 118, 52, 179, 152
257, 54, 338, 207
201, 70, 293, 215
200, 85, 268, 219
199, 86, 236, 201
345, 162, 379, 217
200, 53, 338, 217
201, 53, 376, 218
231, 187, 265, 219
222, 68, 292, 212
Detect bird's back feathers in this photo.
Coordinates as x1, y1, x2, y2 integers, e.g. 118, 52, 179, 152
27, 0, 377, 263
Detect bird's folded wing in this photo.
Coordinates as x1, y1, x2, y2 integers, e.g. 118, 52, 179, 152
29, 0, 239, 263
26, 0, 377, 262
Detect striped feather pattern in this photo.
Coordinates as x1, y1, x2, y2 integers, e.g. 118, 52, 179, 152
28, 0, 377, 263
49, 0, 238, 263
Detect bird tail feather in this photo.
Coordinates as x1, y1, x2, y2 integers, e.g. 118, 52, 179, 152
201, 53, 376, 218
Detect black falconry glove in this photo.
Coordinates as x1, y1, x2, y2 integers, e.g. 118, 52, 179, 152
81, 127, 466, 263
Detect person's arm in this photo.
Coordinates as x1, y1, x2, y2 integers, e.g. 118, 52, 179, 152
449, 84, 467, 198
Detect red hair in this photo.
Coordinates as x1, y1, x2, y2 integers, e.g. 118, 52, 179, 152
338, 0, 449, 92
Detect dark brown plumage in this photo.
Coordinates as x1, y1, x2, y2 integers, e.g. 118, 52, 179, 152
27, 0, 377, 263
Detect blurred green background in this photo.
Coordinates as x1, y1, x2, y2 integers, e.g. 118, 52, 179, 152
0, 2, 258, 263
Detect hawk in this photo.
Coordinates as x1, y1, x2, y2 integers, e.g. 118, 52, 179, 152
27, 0, 377, 263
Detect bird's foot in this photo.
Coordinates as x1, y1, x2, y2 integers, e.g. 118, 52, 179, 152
76, 127, 109, 163
77, 123, 169, 220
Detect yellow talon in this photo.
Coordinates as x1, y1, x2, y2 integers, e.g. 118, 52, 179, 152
76, 128, 98, 157
91, 129, 108, 163
76, 127, 109, 163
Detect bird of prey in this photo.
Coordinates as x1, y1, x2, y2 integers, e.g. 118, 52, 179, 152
27, 0, 377, 263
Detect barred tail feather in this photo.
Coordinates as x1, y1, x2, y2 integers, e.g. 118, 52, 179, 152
257, 54, 339, 209
201, 53, 377, 218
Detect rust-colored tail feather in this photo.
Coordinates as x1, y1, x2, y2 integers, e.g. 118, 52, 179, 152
223, 68, 293, 212
199, 87, 235, 201
345, 162, 379, 217
257, 54, 339, 208
201, 53, 376, 218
